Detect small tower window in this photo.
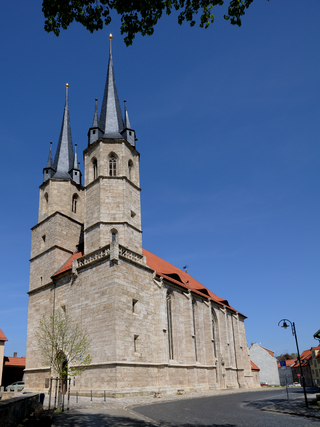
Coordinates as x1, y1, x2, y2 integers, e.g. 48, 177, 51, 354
109, 156, 117, 176
134, 335, 139, 352
132, 299, 138, 313
110, 228, 118, 242
72, 194, 78, 213
128, 160, 133, 181
92, 158, 98, 180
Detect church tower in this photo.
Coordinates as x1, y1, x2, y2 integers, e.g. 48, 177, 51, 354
83, 35, 141, 254
29, 84, 83, 292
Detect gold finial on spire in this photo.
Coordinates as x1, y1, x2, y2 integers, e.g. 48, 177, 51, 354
109, 33, 113, 54
66, 83, 69, 88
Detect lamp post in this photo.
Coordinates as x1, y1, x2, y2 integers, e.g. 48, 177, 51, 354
278, 319, 308, 407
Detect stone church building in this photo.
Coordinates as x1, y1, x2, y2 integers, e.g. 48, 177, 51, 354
25, 40, 257, 395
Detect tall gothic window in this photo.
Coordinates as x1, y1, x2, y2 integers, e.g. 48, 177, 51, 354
167, 289, 174, 360
211, 308, 216, 359
109, 156, 117, 176
192, 298, 198, 361
92, 158, 98, 180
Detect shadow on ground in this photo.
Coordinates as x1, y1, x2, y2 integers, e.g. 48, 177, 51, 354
52, 412, 236, 427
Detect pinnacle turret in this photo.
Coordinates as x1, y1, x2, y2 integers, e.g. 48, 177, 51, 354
43, 142, 56, 182
121, 100, 136, 147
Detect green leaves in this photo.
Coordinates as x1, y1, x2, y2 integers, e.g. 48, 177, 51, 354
36, 308, 91, 378
42, 0, 262, 46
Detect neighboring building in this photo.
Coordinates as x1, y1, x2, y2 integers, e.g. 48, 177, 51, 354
0, 329, 8, 387
250, 343, 280, 385
277, 359, 296, 386
25, 40, 256, 395
250, 360, 260, 386
2, 353, 26, 388
292, 349, 313, 387
309, 345, 320, 387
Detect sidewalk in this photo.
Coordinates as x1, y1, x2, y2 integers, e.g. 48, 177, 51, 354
261, 391, 320, 419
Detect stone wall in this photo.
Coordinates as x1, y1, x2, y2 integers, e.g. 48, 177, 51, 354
0, 393, 38, 427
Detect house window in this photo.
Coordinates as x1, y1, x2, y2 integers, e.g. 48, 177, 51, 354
109, 156, 117, 176
92, 158, 98, 180
166, 289, 174, 360
192, 298, 198, 361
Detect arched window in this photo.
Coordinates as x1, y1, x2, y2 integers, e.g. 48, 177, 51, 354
92, 158, 98, 180
110, 228, 118, 242
167, 289, 174, 360
192, 298, 198, 361
109, 155, 117, 176
128, 160, 133, 181
72, 194, 78, 213
211, 308, 216, 359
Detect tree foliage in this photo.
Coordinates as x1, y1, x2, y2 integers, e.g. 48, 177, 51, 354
36, 308, 91, 377
42, 0, 266, 46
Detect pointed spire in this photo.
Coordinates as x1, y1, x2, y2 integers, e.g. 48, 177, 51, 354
99, 34, 124, 138
92, 99, 99, 128
53, 84, 74, 179
121, 100, 136, 147
46, 142, 53, 168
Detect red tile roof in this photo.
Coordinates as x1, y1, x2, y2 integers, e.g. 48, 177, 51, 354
292, 349, 312, 367
4, 356, 26, 367
51, 248, 244, 315
143, 249, 243, 315
261, 346, 274, 357
52, 251, 83, 277
251, 360, 260, 371
311, 345, 320, 350
0, 329, 8, 341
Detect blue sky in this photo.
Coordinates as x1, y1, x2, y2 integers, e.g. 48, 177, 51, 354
0, 0, 319, 359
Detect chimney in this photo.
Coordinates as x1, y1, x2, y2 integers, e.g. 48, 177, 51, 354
13, 352, 17, 357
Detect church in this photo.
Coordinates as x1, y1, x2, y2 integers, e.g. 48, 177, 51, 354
25, 37, 257, 395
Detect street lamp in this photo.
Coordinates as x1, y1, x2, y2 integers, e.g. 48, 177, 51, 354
278, 319, 308, 408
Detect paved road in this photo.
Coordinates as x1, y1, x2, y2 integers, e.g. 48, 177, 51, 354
133, 388, 319, 427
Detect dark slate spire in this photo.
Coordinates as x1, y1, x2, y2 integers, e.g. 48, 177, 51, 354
53, 84, 74, 179
88, 98, 102, 145
99, 34, 124, 138
43, 142, 56, 182
121, 100, 136, 147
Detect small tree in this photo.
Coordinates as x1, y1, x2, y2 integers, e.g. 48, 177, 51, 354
36, 308, 91, 379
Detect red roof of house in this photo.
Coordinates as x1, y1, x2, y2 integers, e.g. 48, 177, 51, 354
277, 359, 296, 368
292, 349, 312, 367
52, 248, 244, 315
311, 345, 320, 350
4, 356, 26, 367
52, 251, 83, 277
0, 329, 8, 341
251, 360, 260, 371
142, 249, 242, 314
261, 346, 274, 357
